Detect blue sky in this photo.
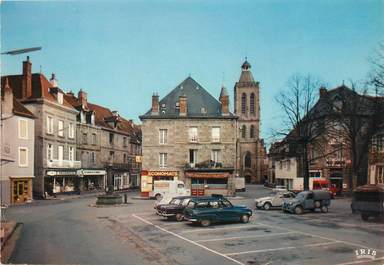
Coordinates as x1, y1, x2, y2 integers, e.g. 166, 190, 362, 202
2, 0, 383, 144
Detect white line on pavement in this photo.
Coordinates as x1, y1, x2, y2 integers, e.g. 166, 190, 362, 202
180, 223, 281, 234
225, 241, 341, 256
132, 214, 245, 265
195, 231, 296, 243
256, 222, 383, 252
336, 256, 384, 265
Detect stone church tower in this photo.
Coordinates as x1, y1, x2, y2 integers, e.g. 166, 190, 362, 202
234, 59, 263, 183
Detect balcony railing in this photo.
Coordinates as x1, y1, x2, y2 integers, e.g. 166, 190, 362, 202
47, 159, 81, 168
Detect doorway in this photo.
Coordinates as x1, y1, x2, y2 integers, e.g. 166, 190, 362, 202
11, 179, 31, 203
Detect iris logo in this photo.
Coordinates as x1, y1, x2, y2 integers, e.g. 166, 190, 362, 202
355, 248, 377, 260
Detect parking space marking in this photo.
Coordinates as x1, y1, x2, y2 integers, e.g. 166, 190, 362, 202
195, 231, 296, 243
132, 214, 245, 265
336, 256, 384, 265
256, 222, 383, 251
225, 241, 341, 256
180, 223, 283, 234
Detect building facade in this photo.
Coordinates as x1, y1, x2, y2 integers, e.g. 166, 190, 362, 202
140, 77, 237, 197
65, 89, 142, 191
4, 57, 81, 197
234, 60, 265, 183
1, 78, 35, 204
369, 125, 384, 185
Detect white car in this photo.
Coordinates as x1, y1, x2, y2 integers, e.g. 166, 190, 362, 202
255, 191, 296, 210
153, 195, 173, 209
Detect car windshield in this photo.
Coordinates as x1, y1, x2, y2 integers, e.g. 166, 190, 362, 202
296, 193, 306, 200
181, 198, 191, 206
170, 199, 181, 205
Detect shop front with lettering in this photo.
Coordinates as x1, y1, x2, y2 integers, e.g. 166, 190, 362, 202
185, 169, 235, 196
78, 169, 106, 192
140, 170, 179, 197
45, 169, 80, 195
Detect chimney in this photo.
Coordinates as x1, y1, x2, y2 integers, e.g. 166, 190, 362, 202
319, 86, 328, 98
22, 56, 32, 98
219, 85, 229, 116
2, 78, 13, 115
50, 73, 58, 87
179, 95, 187, 116
151, 93, 159, 115
78, 89, 88, 108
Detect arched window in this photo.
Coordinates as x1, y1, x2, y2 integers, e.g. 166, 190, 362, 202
250, 93, 255, 114
244, 151, 251, 168
250, 125, 255, 138
241, 93, 247, 114
241, 125, 246, 138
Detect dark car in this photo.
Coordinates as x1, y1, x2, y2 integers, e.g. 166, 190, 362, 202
156, 196, 194, 221
282, 190, 331, 214
183, 195, 253, 227
351, 184, 384, 221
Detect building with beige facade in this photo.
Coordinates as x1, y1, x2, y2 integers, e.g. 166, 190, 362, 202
140, 77, 237, 197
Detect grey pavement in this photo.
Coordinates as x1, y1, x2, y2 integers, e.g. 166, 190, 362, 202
6, 185, 384, 265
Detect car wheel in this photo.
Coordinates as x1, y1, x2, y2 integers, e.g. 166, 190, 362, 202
175, 213, 184, 222
361, 214, 370, 221
263, 202, 272, 210
320, 206, 328, 213
294, 206, 303, 215
240, 214, 250, 223
314, 201, 321, 208
155, 194, 162, 200
200, 219, 211, 227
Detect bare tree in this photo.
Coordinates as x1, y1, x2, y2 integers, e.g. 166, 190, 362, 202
368, 42, 384, 95
275, 74, 328, 190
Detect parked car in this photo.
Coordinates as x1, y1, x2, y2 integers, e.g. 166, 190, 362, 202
156, 196, 194, 221
282, 190, 331, 214
183, 195, 253, 227
255, 191, 296, 210
351, 184, 384, 221
154, 194, 173, 209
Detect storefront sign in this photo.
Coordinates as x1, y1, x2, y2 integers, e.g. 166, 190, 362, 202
46, 170, 78, 177
148, 171, 178, 177
82, 170, 106, 176
185, 172, 231, 178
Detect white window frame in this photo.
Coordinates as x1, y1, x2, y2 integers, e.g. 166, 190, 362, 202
18, 147, 28, 167
159, 129, 167, 144
69, 146, 74, 161
58, 120, 64, 137
159, 153, 167, 168
211, 127, 220, 143
46, 116, 53, 134
47, 144, 53, 160
68, 123, 75, 139
18, 118, 28, 140
188, 127, 198, 142
58, 145, 64, 161
211, 149, 220, 163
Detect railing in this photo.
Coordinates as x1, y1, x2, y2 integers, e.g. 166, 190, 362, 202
47, 159, 81, 168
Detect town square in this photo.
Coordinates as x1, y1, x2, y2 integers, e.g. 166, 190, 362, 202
1, 1, 383, 265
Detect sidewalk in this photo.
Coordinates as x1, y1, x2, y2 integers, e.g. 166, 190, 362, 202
1, 221, 21, 263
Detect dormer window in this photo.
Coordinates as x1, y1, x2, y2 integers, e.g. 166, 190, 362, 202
91, 113, 95, 125
57, 92, 63, 105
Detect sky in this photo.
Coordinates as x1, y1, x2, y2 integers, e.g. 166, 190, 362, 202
1, 0, 383, 144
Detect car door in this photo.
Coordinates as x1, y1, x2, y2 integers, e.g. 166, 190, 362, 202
304, 193, 314, 209
272, 194, 284, 206
220, 199, 238, 221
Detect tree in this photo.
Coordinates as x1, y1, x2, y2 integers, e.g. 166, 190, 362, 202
274, 74, 328, 190
368, 42, 384, 95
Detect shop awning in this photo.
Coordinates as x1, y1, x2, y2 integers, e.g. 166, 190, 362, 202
9, 176, 35, 179
185, 172, 231, 179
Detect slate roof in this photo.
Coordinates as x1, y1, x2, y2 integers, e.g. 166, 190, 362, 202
140, 77, 236, 119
